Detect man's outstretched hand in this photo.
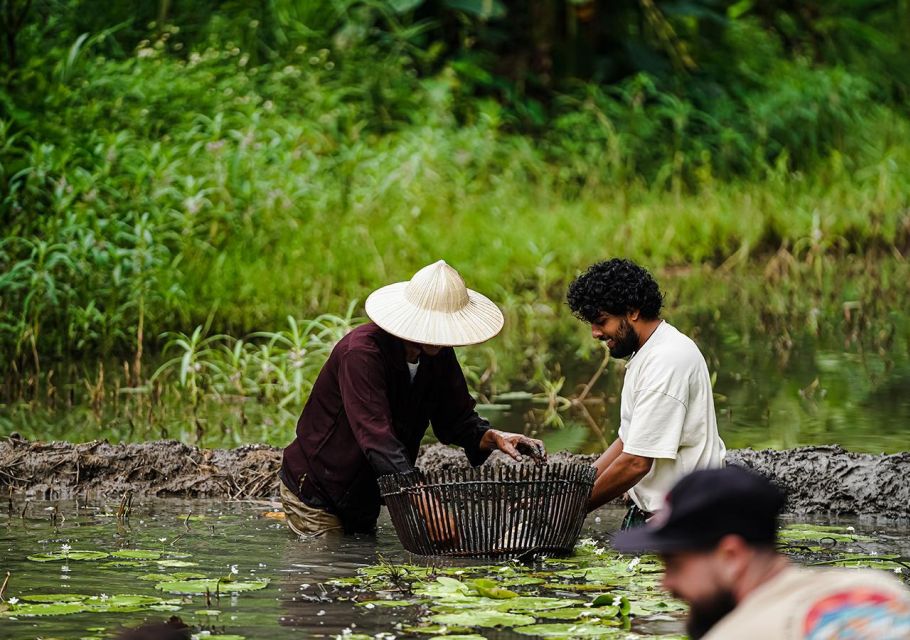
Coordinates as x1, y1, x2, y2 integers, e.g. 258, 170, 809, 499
480, 429, 547, 463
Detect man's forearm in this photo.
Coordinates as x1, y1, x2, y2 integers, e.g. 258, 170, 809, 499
593, 437, 624, 477
587, 452, 653, 512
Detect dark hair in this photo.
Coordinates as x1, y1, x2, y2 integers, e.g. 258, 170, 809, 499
567, 259, 663, 323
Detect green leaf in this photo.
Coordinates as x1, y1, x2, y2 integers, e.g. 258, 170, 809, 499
591, 593, 630, 616
154, 578, 270, 595
389, 0, 425, 12
1, 602, 90, 616
21, 594, 89, 603
138, 572, 207, 582
469, 578, 519, 599
496, 596, 582, 612
357, 599, 420, 607
514, 622, 628, 637
155, 560, 199, 568
536, 606, 621, 621
27, 550, 110, 562
110, 550, 163, 560
429, 611, 536, 628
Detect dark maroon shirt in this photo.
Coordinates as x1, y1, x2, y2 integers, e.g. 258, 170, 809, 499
281, 322, 491, 532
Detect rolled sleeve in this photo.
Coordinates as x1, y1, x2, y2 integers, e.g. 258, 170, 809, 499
338, 347, 412, 476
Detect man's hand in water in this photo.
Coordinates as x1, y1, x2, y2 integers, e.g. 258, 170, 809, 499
480, 429, 547, 463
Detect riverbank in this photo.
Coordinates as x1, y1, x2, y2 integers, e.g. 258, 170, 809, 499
2, 437, 907, 520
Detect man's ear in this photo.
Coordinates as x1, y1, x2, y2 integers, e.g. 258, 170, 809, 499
714, 535, 751, 585
628, 309, 641, 322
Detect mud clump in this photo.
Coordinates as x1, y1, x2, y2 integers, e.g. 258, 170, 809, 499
1, 436, 908, 520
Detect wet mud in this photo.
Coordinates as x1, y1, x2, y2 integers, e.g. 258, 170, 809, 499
1, 436, 908, 519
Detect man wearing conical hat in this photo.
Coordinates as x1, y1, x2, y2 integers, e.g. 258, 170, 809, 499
280, 261, 546, 537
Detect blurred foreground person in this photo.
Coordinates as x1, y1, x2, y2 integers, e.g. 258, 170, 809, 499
567, 259, 725, 527
280, 260, 545, 538
614, 466, 910, 639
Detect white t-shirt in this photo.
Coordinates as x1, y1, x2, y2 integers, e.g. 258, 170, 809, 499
703, 565, 910, 640
407, 360, 419, 382
618, 320, 726, 512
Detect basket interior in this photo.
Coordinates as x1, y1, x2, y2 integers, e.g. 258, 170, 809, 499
379, 462, 595, 558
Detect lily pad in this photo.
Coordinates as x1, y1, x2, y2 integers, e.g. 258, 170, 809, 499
535, 606, 621, 621
357, 599, 420, 608
21, 594, 89, 603
591, 594, 630, 616
154, 578, 270, 595
470, 578, 518, 599
139, 572, 207, 582
514, 622, 627, 637
495, 596, 582, 612
27, 550, 109, 562
429, 611, 536, 628
2, 602, 90, 616
428, 636, 487, 640
156, 560, 199, 568
110, 550, 163, 560
195, 609, 222, 615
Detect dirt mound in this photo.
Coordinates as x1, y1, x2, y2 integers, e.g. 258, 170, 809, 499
1, 436, 907, 519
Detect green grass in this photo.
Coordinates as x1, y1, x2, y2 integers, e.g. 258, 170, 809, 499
1, 15, 909, 451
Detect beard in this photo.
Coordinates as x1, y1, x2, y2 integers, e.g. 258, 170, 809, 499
603, 319, 639, 358
686, 589, 738, 639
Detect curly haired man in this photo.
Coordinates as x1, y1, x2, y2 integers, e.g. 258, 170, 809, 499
567, 259, 726, 529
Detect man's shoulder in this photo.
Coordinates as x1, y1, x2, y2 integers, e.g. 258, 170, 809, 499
332, 323, 389, 362
705, 566, 910, 640
639, 323, 704, 368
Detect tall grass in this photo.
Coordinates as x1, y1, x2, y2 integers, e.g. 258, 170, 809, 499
1, 12, 909, 447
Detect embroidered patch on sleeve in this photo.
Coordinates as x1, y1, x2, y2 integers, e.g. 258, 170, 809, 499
803, 588, 910, 639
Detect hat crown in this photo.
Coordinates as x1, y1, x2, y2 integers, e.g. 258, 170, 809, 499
404, 260, 470, 312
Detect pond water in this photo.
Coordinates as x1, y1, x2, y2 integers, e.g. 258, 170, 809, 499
2, 499, 908, 639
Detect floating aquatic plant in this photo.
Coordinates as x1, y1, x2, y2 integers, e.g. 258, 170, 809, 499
27, 550, 109, 562
154, 578, 270, 595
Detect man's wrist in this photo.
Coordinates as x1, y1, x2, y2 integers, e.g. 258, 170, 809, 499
479, 428, 498, 451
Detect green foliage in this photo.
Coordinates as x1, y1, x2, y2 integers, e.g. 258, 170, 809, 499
0, 1, 909, 450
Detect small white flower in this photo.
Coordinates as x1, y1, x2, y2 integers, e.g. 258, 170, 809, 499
846, 526, 855, 532
593, 547, 606, 555
364, 603, 375, 610
230, 565, 239, 575
627, 557, 641, 571
7, 597, 19, 605
100, 593, 109, 600
158, 537, 167, 543
612, 595, 623, 607
61, 544, 71, 553
894, 567, 903, 574
317, 609, 326, 616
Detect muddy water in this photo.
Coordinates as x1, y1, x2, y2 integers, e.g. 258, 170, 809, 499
1, 499, 908, 639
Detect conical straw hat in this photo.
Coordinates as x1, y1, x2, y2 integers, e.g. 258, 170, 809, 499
365, 260, 504, 346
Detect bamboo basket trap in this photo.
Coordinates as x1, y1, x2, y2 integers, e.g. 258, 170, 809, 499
378, 462, 596, 558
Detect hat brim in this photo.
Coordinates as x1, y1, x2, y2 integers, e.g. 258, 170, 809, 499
365, 282, 504, 347
612, 527, 714, 555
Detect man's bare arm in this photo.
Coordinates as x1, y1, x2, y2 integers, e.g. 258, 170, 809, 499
587, 452, 653, 512
592, 437, 625, 478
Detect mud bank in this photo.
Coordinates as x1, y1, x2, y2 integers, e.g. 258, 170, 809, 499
1, 436, 908, 519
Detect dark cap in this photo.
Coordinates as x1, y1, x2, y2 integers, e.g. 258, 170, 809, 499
612, 465, 786, 554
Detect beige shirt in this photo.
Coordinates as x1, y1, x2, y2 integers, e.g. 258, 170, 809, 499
618, 321, 726, 512
703, 565, 910, 640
